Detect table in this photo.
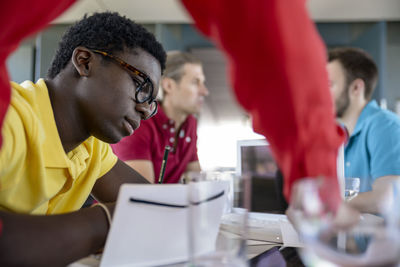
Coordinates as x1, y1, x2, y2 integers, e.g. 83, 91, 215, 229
68, 232, 281, 267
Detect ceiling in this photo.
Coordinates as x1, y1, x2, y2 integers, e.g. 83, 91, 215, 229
54, 0, 400, 24
54, 0, 191, 24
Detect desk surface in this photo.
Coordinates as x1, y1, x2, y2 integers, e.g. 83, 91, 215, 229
69, 241, 279, 267
69, 223, 293, 267
69, 245, 306, 267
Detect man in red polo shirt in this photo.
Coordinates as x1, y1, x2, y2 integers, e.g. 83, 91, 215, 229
112, 51, 209, 183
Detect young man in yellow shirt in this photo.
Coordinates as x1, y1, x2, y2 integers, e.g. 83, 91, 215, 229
0, 12, 166, 265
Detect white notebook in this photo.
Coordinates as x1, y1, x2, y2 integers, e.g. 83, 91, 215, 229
100, 182, 228, 267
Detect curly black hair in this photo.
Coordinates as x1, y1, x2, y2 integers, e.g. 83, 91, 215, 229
47, 12, 166, 78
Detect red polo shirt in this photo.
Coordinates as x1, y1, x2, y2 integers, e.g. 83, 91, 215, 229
112, 106, 199, 183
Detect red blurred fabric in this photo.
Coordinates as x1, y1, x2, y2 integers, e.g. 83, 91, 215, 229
181, 0, 345, 207
0, 0, 76, 148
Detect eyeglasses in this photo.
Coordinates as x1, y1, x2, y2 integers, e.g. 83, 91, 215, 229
91, 49, 158, 119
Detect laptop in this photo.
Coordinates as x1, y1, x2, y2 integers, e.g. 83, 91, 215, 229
223, 138, 344, 246
236, 138, 285, 214
219, 139, 287, 244
235, 138, 346, 210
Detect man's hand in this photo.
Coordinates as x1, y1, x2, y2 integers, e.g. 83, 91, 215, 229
347, 175, 400, 214
286, 178, 360, 232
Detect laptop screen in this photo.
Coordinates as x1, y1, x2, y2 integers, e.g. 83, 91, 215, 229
236, 139, 286, 214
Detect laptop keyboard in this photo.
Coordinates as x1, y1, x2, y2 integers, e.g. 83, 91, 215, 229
220, 212, 283, 244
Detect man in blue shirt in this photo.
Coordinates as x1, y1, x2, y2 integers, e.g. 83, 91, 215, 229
327, 47, 400, 213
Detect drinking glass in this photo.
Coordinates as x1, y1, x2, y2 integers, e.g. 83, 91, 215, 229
345, 177, 360, 200
289, 177, 400, 267
186, 171, 235, 214
185, 171, 250, 267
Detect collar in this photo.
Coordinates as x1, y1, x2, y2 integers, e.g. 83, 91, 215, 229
351, 100, 380, 137
154, 104, 174, 126
154, 105, 194, 129
35, 79, 70, 168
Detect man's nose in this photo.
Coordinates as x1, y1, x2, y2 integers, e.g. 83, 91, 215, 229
200, 84, 209, 96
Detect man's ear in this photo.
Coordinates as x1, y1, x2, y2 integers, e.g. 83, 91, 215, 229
71, 47, 94, 77
160, 77, 176, 95
349, 78, 365, 98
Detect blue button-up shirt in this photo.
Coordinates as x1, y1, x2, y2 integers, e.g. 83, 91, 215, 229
345, 100, 400, 193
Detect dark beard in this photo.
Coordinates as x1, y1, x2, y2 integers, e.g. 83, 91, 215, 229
335, 85, 351, 118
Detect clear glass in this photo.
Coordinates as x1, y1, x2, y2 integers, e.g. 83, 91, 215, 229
185, 171, 250, 267
345, 177, 360, 200
289, 178, 400, 267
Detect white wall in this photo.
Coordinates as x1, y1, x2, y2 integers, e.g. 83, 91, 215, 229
190, 48, 264, 170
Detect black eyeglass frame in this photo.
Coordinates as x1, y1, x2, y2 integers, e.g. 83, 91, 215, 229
91, 49, 158, 119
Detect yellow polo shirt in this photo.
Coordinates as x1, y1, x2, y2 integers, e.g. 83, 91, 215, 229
0, 79, 118, 214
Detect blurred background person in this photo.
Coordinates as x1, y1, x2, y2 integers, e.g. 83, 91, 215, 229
112, 51, 209, 183
327, 47, 400, 213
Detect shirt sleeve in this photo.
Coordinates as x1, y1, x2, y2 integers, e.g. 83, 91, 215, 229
111, 121, 153, 161
368, 113, 400, 180
181, 0, 345, 207
98, 142, 118, 178
0, 106, 25, 180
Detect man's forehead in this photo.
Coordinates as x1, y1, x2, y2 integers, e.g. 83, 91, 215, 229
182, 63, 204, 78
328, 60, 346, 76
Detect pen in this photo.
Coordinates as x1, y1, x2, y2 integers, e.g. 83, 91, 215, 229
158, 145, 171, 184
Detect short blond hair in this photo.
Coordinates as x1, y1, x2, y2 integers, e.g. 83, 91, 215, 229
163, 51, 202, 82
